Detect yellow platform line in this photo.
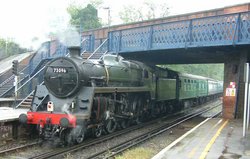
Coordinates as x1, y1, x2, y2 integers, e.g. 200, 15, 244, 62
152, 118, 211, 159
188, 119, 223, 158
199, 119, 229, 159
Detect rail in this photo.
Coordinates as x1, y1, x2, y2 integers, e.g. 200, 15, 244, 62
0, 75, 29, 98
15, 82, 45, 109
87, 38, 108, 60
0, 59, 48, 97
0, 142, 39, 155
0, 70, 13, 84
15, 52, 70, 103
91, 103, 222, 159
81, 35, 94, 52
28, 41, 68, 75
0, 65, 29, 88
16, 65, 46, 93
99, 50, 109, 59
27, 100, 221, 159
0, 75, 14, 88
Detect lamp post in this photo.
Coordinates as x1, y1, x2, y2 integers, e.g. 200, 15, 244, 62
5, 39, 8, 56
102, 7, 111, 53
103, 7, 111, 32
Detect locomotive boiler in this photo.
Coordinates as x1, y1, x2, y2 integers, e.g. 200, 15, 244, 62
19, 46, 223, 144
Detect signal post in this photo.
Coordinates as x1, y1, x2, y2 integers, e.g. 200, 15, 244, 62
12, 60, 19, 104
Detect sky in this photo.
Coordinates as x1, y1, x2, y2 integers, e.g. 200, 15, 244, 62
0, 0, 249, 49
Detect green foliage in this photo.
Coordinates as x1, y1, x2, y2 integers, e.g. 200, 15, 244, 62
89, 0, 103, 8
119, 0, 170, 23
115, 147, 154, 159
0, 38, 27, 59
119, 5, 143, 23
160, 64, 224, 80
67, 4, 102, 31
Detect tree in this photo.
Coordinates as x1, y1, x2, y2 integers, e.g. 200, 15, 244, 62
119, 5, 143, 23
119, 0, 170, 23
89, 0, 103, 8
0, 38, 27, 59
67, 4, 102, 31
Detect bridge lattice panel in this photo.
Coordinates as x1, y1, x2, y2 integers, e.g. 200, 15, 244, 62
108, 11, 250, 53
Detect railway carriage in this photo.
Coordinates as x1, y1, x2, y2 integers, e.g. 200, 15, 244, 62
177, 73, 223, 106
19, 46, 223, 144
178, 73, 208, 100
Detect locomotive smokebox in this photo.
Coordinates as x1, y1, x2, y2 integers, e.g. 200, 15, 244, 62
68, 46, 81, 58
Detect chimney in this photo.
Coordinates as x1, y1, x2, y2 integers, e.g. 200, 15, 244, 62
68, 46, 81, 58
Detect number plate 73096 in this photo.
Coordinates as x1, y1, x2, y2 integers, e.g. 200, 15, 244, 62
53, 68, 67, 73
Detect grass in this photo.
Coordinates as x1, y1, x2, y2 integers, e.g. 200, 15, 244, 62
115, 147, 154, 159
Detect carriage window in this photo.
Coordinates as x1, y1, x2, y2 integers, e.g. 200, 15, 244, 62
144, 70, 149, 78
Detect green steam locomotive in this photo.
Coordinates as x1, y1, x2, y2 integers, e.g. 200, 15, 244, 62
19, 46, 223, 144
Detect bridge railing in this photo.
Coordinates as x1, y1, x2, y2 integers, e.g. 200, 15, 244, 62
17, 65, 45, 99
108, 11, 250, 53
87, 38, 108, 59
28, 41, 68, 75
81, 35, 95, 52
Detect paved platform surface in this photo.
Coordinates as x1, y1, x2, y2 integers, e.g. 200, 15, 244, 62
0, 52, 34, 75
153, 118, 250, 159
0, 98, 16, 102
0, 107, 29, 122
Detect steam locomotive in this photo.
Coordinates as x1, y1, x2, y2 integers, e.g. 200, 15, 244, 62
19, 47, 223, 144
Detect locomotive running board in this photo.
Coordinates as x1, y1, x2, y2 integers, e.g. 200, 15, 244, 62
94, 87, 150, 93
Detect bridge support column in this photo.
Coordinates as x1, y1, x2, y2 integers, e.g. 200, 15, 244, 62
223, 51, 248, 119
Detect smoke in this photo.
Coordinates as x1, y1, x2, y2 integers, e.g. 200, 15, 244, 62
54, 26, 81, 47
61, 103, 70, 114
39, 44, 49, 53
0, 0, 72, 50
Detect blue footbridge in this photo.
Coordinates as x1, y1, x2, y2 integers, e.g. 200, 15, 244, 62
0, 41, 68, 101
82, 10, 250, 64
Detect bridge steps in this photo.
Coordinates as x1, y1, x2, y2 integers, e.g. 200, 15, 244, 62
82, 52, 103, 59
0, 82, 13, 96
0, 64, 29, 97
18, 95, 33, 108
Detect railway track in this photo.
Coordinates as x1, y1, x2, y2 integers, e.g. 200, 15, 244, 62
0, 102, 221, 159
0, 142, 39, 156
88, 103, 221, 159
26, 100, 221, 159
0, 112, 173, 159
27, 111, 181, 159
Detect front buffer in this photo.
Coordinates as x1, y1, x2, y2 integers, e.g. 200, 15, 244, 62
19, 112, 86, 144
19, 112, 76, 128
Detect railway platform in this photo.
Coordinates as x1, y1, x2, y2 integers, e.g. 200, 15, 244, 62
0, 52, 33, 75
0, 107, 29, 141
0, 98, 23, 107
152, 118, 250, 159
0, 107, 28, 122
